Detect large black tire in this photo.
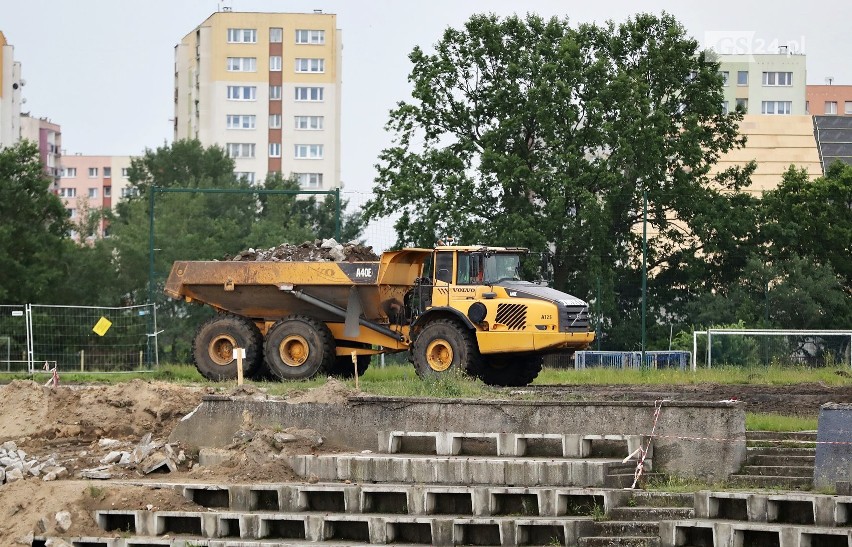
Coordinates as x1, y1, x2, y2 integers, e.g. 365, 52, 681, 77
412, 319, 482, 380
478, 355, 543, 387
264, 315, 335, 380
192, 314, 263, 381
328, 354, 371, 378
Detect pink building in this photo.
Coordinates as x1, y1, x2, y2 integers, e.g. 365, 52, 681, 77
20, 114, 61, 190
806, 85, 852, 116
58, 155, 134, 240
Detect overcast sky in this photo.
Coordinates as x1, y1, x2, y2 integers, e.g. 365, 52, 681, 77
5, 0, 849, 199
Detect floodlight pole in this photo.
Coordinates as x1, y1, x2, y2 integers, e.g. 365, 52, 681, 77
641, 189, 648, 367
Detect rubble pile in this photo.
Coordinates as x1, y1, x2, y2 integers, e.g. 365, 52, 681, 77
0, 441, 68, 484
78, 433, 187, 480
229, 238, 379, 262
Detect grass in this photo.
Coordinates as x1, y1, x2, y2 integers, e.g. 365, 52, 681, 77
746, 413, 817, 432
535, 365, 852, 386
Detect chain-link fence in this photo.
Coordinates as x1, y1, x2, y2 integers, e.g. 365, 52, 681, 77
0, 304, 158, 373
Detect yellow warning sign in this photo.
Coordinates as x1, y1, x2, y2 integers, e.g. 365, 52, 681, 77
92, 317, 112, 336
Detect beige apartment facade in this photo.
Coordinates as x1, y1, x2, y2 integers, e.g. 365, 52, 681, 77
174, 11, 342, 189
717, 53, 807, 116
0, 31, 23, 149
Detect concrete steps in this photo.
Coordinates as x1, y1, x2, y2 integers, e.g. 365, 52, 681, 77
732, 431, 816, 490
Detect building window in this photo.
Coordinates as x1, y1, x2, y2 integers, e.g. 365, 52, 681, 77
103, 167, 111, 178
269, 27, 283, 43
104, 187, 111, 198
226, 114, 257, 129
295, 115, 324, 130
226, 143, 256, 158
735, 98, 748, 112
269, 143, 281, 157
806, 101, 810, 114
227, 28, 257, 43
737, 71, 748, 86
269, 56, 282, 71
269, 114, 282, 128
825, 101, 838, 115
762, 72, 793, 86
845, 101, 852, 115
88, 188, 98, 198
88, 167, 98, 178
295, 86, 324, 101
296, 172, 323, 188
234, 172, 256, 184
761, 101, 792, 115
61, 167, 77, 178
294, 144, 323, 159
227, 86, 257, 101
121, 167, 130, 177
67, 208, 77, 219
721, 101, 728, 114
295, 58, 324, 73
295, 29, 325, 44
59, 187, 77, 198
121, 187, 140, 198
720, 71, 729, 86
269, 85, 282, 100
227, 57, 257, 72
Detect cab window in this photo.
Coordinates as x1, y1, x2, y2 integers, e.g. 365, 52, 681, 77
435, 252, 453, 284
456, 252, 484, 285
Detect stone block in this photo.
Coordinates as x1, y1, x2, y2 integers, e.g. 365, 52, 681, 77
814, 403, 852, 489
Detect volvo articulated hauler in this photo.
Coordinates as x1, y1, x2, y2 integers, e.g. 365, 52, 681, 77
164, 245, 594, 386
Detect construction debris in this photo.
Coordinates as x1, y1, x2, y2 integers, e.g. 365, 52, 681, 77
228, 239, 379, 262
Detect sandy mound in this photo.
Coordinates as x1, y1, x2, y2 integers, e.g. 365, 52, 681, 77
286, 377, 357, 405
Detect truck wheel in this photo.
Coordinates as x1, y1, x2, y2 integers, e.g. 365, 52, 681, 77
264, 315, 335, 380
478, 355, 543, 387
328, 355, 371, 378
412, 319, 481, 379
192, 314, 263, 381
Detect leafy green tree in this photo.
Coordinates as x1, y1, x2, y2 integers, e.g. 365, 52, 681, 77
0, 141, 69, 303
364, 12, 752, 349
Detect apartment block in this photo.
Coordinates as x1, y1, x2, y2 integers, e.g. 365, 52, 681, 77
20, 114, 61, 189
717, 53, 807, 115
807, 84, 852, 116
174, 10, 342, 189
0, 31, 23, 149
58, 155, 134, 239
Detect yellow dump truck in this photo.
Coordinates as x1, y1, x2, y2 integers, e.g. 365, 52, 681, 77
164, 245, 593, 386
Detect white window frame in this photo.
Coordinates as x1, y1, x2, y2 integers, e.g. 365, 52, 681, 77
227, 86, 257, 101
227, 28, 257, 43
121, 167, 129, 178
269, 28, 283, 43
721, 101, 729, 114
88, 187, 98, 199
720, 71, 729, 86
737, 71, 748, 86
296, 172, 323, 188
61, 167, 77, 178
269, 85, 282, 100
226, 114, 257, 130
67, 208, 77, 219
269, 56, 282, 72
295, 86, 324, 102
269, 143, 282, 158
761, 101, 792, 115
226, 57, 257, 72
59, 187, 77, 198
825, 101, 838, 115
294, 144, 324, 159
735, 98, 748, 112
121, 187, 140, 198
88, 167, 98, 178
295, 115, 324, 130
269, 114, 282, 129
226, 143, 256, 159
234, 171, 256, 184
295, 58, 325, 73
845, 101, 852, 115
762, 71, 793, 87
295, 29, 326, 44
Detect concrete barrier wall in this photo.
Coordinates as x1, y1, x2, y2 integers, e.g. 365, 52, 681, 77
170, 396, 746, 480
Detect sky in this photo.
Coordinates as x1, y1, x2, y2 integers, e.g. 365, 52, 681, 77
4, 0, 850, 235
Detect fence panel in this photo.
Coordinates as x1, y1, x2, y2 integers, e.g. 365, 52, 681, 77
0, 305, 29, 373
575, 351, 691, 370
29, 304, 158, 372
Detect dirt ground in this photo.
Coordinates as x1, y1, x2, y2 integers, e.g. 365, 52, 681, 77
0, 376, 847, 544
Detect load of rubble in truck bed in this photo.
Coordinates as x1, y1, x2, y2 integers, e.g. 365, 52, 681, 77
227, 238, 380, 262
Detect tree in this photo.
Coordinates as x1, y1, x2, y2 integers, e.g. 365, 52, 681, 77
0, 141, 69, 303
364, 12, 752, 349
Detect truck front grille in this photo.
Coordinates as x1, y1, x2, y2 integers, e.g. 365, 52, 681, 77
560, 304, 590, 332
496, 303, 527, 330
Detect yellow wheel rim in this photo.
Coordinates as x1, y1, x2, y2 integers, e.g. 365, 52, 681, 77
426, 339, 453, 372
209, 335, 236, 366
280, 335, 310, 367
